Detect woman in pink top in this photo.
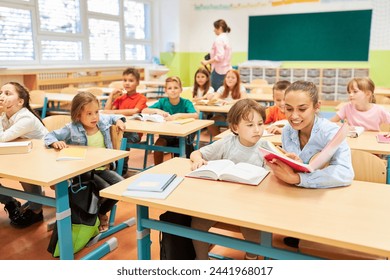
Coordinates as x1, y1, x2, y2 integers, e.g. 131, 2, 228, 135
201, 19, 232, 91
330, 77, 390, 131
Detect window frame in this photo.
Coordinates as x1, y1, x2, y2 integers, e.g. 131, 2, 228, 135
0, 0, 154, 67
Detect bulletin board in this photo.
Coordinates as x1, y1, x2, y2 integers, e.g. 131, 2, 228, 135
248, 9, 372, 61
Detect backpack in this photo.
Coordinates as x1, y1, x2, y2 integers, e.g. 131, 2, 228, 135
47, 173, 100, 257
159, 211, 196, 260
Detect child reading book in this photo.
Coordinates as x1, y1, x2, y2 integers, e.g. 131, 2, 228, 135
265, 81, 354, 249
44, 92, 126, 232
265, 80, 291, 134
190, 98, 268, 260
142, 76, 199, 165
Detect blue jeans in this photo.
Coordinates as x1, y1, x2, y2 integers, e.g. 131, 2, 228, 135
211, 70, 226, 91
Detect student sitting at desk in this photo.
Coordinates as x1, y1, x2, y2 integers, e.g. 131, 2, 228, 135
44, 92, 126, 232
102, 67, 147, 176
190, 99, 268, 260
330, 77, 390, 132
265, 80, 291, 134
192, 66, 215, 102
265, 81, 354, 248
142, 76, 199, 165
207, 69, 247, 139
0, 82, 49, 227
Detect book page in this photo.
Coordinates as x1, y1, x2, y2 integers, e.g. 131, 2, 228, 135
348, 126, 364, 138
187, 159, 235, 180
220, 162, 269, 185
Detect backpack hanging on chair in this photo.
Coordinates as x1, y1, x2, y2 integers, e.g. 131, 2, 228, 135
47, 172, 100, 257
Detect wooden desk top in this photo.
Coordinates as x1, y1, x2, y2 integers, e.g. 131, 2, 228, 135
101, 157, 390, 258
195, 104, 232, 114
124, 118, 214, 137
0, 139, 128, 188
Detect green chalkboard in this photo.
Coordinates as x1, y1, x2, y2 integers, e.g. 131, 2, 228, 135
248, 10, 372, 61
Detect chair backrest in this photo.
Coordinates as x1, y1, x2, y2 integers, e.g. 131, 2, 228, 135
108, 81, 123, 89
43, 115, 71, 132
30, 90, 46, 105
351, 149, 386, 183
110, 125, 124, 150
60, 87, 79, 94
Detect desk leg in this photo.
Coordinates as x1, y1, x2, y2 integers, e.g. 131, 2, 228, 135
55, 180, 74, 260
41, 97, 48, 118
178, 137, 186, 157
136, 205, 152, 260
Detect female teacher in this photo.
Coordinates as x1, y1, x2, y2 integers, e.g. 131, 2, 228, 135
201, 19, 232, 91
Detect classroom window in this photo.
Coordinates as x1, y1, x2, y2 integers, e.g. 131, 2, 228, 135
89, 18, 121, 60
38, 0, 81, 33
125, 44, 151, 61
0, 0, 153, 66
87, 0, 119, 15
41, 40, 82, 60
0, 6, 34, 61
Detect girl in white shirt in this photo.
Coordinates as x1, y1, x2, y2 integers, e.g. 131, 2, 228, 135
192, 67, 215, 102
0, 82, 48, 228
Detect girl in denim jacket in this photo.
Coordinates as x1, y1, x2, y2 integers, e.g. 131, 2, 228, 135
44, 92, 126, 232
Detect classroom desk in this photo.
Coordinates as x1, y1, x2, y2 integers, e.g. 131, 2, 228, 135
242, 83, 273, 91
100, 157, 390, 260
0, 139, 128, 260
375, 87, 390, 97
124, 118, 214, 169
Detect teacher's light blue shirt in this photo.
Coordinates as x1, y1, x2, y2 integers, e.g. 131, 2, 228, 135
282, 117, 354, 188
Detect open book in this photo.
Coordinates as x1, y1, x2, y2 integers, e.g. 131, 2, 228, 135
376, 134, 390, 143
129, 113, 165, 123
126, 173, 177, 192
0, 141, 32, 155
259, 122, 349, 173
186, 159, 269, 186
56, 147, 87, 161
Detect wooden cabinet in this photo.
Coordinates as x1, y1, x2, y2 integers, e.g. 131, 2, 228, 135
0, 67, 144, 92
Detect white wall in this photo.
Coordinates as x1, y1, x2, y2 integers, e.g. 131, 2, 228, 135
157, 0, 388, 54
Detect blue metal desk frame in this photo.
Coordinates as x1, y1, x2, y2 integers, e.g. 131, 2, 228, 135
134, 205, 322, 260
0, 142, 130, 260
